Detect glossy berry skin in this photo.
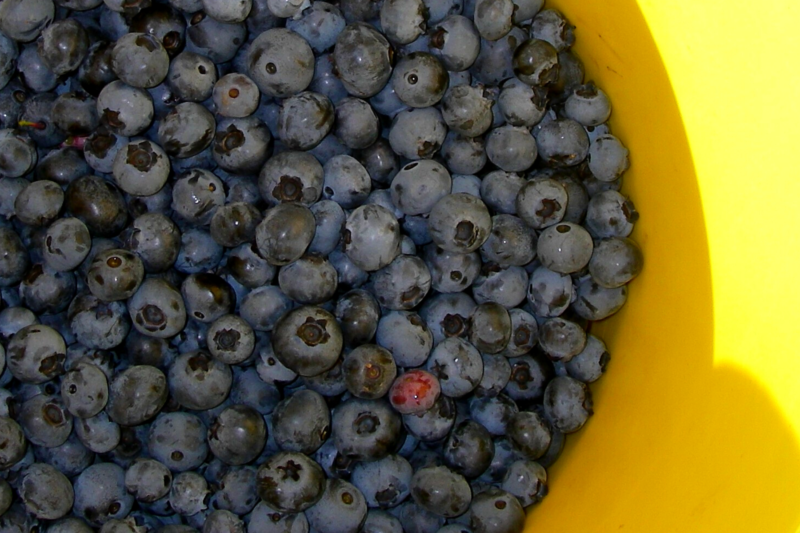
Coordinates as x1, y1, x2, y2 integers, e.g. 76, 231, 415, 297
333, 22, 393, 98
271, 388, 329, 454
469, 487, 525, 533
128, 278, 187, 339
256, 203, 316, 267
410, 465, 471, 518
443, 420, 494, 479
169, 351, 232, 411
537, 222, 594, 274
86, 249, 144, 302
501, 459, 548, 507
429, 193, 492, 253
343, 204, 402, 272
124, 458, 172, 503
256, 451, 326, 513
426, 337, 484, 398
148, 412, 208, 472
111, 33, 169, 89
343, 344, 397, 400
7, 324, 66, 384
0, 416, 27, 469
305, 478, 368, 533
335, 289, 381, 346
332, 398, 402, 461
543, 375, 593, 433
208, 404, 267, 465
271, 306, 342, 377
106, 365, 168, 426
248, 28, 315, 98
389, 370, 441, 415
72, 462, 134, 526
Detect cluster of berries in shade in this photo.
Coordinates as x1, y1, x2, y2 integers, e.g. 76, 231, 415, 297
0, 0, 644, 531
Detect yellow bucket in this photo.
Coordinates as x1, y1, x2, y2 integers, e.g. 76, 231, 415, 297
531, 1, 800, 531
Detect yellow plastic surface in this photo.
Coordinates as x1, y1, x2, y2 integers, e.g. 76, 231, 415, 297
528, 1, 800, 531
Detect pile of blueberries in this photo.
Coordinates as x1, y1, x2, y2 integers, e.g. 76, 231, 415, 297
0, 0, 643, 531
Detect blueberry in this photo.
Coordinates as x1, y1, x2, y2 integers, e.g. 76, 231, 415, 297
74, 411, 120, 454
248, 28, 315, 98
360, 510, 404, 533
271, 388, 329, 454
334, 288, 381, 346
7, 324, 66, 384
410, 465, 471, 518
213, 466, 259, 515
442, 420, 494, 479
42, 217, 91, 272
429, 193, 492, 254
503, 354, 552, 402
539, 316, 586, 362
333, 22, 393, 98
247, 500, 309, 533
500, 459, 548, 507
14, 180, 63, 227
442, 133, 487, 175
107, 365, 168, 426
587, 133, 630, 182
542, 375, 593, 433
259, 150, 324, 207
286, 2, 346, 54
351, 454, 413, 509
474, 353, 512, 398
584, 189, 638, 238
332, 398, 402, 461
111, 33, 169, 89
148, 412, 208, 472
429, 15, 480, 72
73, 462, 134, 525
169, 351, 232, 410
571, 276, 628, 321
272, 306, 342, 377
278, 91, 334, 150
334, 96, 381, 150
304, 478, 368, 533
255, 203, 316, 266
256, 451, 326, 513
486, 125, 538, 172
212, 116, 273, 174
376, 311, 433, 367
124, 458, 172, 503
239, 285, 292, 332
565, 334, 610, 383
124, 213, 181, 273
128, 278, 187, 338
390, 160, 452, 216
206, 314, 255, 365
473, 0, 514, 41
170, 471, 210, 516
60, 361, 109, 418
208, 404, 267, 465
531, 9, 575, 52
213, 73, 260, 118
186, 14, 246, 64
0, 227, 28, 288
0, 416, 27, 469
537, 222, 593, 274
343, 204, 402, 272
343, 344, 397, 400
380, 0, 427, 45
468, 487, 525, 533
388, 107, 447, 160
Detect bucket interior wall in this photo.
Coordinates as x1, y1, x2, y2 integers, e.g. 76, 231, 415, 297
533, 1, 800, 531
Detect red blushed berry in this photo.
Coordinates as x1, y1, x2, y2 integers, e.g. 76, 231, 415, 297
389, 370, 441, 415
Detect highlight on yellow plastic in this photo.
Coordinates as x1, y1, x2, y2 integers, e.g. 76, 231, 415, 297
529, 1, 800, 531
